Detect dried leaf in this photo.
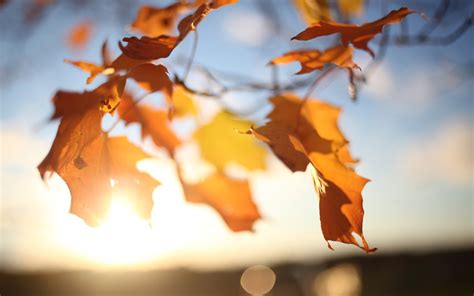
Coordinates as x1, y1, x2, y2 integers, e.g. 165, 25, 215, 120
180, 171, 260, 231
250, 93, 375, 252
292, 7, 414, 57
117, 92, 181, 154
119, 4, 211, 60
271, 45, 359, 74
195, 111, 266, 171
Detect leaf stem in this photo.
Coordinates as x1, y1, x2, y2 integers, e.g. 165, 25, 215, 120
182, 29, 199, 82
104, 91, 153, 134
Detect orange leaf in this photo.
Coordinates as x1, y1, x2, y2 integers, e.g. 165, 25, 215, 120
39, 91, 159, 226
118, 92, 181, 154
180, 172, 260, 232
271, 45, 359, 74
119, 3, 211, 60
292, 7, 414, 57
67, 21, 93, 50
130, 3, 187, 37
251, 93, 375, 252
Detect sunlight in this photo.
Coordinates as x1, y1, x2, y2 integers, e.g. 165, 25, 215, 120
86, 196, 157, 265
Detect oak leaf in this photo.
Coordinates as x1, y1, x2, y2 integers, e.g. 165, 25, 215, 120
118, 92, 181, 155
180, 171, 260, 231
271, 45, 359, 74
250, 93, 374, 252
194, 111, 266, 171
292, 7, 414, 57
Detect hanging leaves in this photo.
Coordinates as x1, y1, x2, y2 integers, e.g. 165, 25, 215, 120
292, 7, 414, 56
250, 94, 375, 252
38, 0, 419, 253
67, 20, 93, 50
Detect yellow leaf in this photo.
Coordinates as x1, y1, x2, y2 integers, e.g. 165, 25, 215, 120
172, 85, 198, 117
194, 111, 266, 170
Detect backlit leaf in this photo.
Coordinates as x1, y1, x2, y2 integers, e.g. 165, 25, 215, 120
292, 7, 414, 57
271, 45, 359, 74
194, 111, 266, 171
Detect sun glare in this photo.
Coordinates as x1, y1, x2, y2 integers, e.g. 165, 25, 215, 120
86, 197, 157, 266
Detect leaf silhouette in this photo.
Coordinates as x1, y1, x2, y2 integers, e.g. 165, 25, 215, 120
180, 171, 260, 232
194, 111, 266, 171
271, 45, 359, 74
250, 93, 375, 252
292, 7, 414, 57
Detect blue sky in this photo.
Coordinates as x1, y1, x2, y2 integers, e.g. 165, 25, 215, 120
0, 0, 472, 271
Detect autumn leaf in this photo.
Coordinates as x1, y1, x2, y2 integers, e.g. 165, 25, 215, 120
130, 3, 187, 37
41, 127, 158, 226
271, 45, 359, 75
250, 93, 374, 252
126, 63, 173, 96
195, 111, 266, 171
293, 0, 331, 24
65, 41, 115, 84
67, 20, 93, 50
292, 7, 414, 57
117, 92, 181, 154
119, 3, 211, 60
180, 171, 260, 231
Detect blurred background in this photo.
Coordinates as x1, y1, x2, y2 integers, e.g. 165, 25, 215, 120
0, 0, 473, 295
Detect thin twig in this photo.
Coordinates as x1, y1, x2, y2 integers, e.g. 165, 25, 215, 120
105, 92, 153, 134
182, 30, 199, 82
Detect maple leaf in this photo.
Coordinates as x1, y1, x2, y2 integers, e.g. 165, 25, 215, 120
39, 90, 158, 226
250, 93, 375, 252
292, 7, 414, 57
194, 111, 266, 171
130, 3, 187, 37
271, 45, 359, 75
67, 20, 93, 50
117, 92, 181, 155
180, 171, 260, 231
119, 3, 211, 60
293, 0, 332, 24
